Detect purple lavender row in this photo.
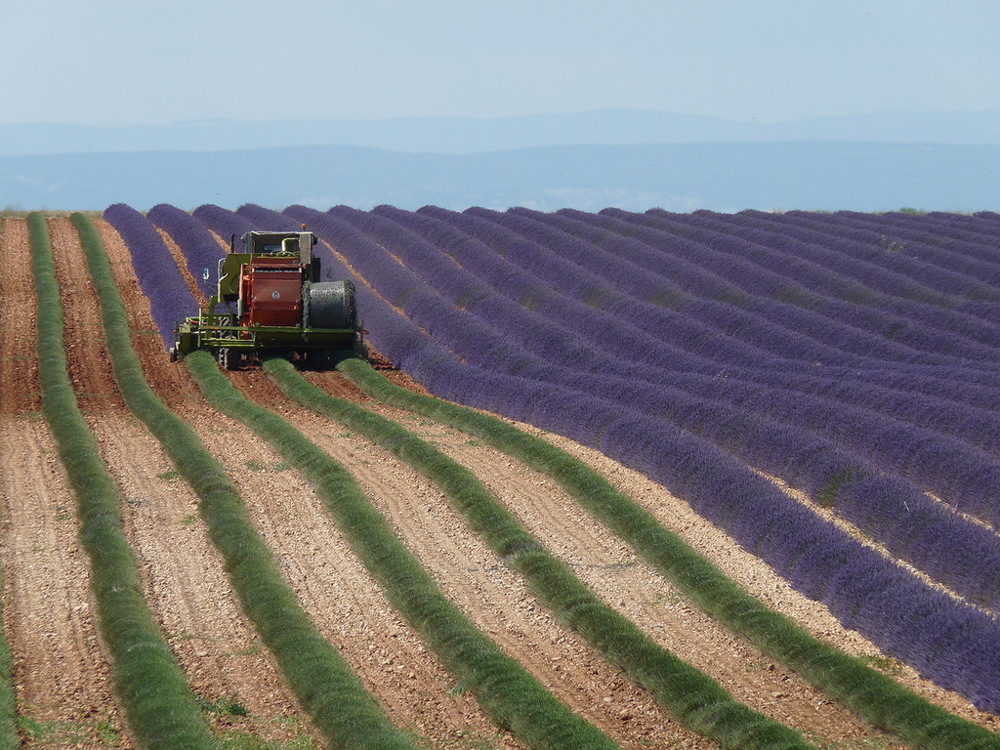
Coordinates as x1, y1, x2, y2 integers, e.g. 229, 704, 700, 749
796, 209, 1000, 256
774, 209, 1000, 328
664, 209, 973, 305
718, 211, 1000, 301
653, 209, 1000, 346
147, 203, 226, 300
343, 206, 1000, 595
505, 207, 1000, 429
730, 209, 1000, 353
601, 207, 999, 355
557, 208, 1000, 407
625, 209, 1000, 358
337, 205, 799, 376
419, 204, 964, 376
472, 205, 991, 372
787, 210, 1000, 324
781, 210, 1000, 282
477, 207, 1000, 458
103, 203, 197, 346
583, 208, 1000, 369
191, 203, 256, 244
280, 203, 1000, 713
235, 204, 300, 231
478, 204, 947, 372
710, 210, 1000, 311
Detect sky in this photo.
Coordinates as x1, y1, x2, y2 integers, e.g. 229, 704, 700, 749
4, 0, 999, 126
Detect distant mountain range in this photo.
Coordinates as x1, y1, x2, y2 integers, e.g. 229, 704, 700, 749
3, 109, 1000, 156
2, 110, 998, 213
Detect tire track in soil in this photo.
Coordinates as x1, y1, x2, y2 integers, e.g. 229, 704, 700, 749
50, 217, 318, 746
96, 220, 522, 749
248, 370, 720, 750
0, 217, 124, 747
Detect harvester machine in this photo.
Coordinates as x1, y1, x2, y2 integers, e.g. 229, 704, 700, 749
170, 230, 363, 369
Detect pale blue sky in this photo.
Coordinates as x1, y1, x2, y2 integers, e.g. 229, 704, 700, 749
5, 0, 998, 125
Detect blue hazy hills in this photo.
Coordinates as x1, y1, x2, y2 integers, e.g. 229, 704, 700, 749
2, 109, 998, 212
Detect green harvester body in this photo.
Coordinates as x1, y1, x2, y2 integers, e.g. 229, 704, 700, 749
171, 230, 363, 369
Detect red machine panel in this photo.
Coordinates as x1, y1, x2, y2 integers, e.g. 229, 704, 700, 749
241, 265, 304, 327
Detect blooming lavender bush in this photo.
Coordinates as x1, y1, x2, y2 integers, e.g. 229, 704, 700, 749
148, 203, 226, 299
104, 203, 196, 345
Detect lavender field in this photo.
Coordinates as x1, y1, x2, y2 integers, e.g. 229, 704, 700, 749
102, 203, 1000, 747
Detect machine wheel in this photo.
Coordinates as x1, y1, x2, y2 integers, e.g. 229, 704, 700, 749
353, 329, 368, 359
304, 348, 336, 370
219, 348, 242, 371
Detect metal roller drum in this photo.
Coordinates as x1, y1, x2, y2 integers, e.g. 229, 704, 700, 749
304, 279, 357, 329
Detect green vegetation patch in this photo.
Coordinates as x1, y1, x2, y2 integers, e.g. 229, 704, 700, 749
18, 715, 123, 748
0, 567, 16, 750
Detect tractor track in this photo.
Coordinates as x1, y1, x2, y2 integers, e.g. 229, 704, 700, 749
97, 219, 522, 749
